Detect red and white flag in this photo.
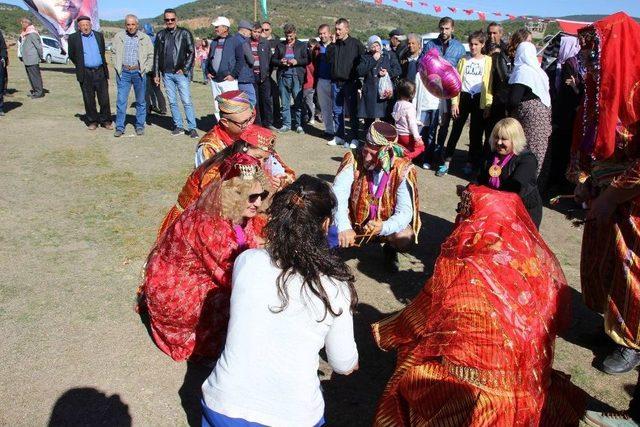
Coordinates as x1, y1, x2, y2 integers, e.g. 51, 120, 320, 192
405, 0, 413, 6
463, 8, 474, 15
419, 1, 428, 5
434, 5, 442, 13
507, 14, 517, 20
447, 6, 456, 12
493, 12, 502, 16
477, 11, 486, 21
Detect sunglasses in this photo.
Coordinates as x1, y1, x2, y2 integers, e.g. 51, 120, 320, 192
227, 116, 252, 129
164, 18, 176, 22
248, 190, 269, 203
261, 28, 271, 32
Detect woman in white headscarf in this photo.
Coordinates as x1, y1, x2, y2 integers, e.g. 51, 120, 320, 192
357, 35, 401, 131
507, 41, 552, 191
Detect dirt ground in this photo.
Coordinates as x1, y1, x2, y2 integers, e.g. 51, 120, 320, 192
0, 52, 633, 426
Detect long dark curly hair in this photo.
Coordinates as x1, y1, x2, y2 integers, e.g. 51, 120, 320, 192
264, 175, 357, 320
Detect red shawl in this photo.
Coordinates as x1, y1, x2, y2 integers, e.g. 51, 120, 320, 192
576, 12, 640, 161
143, 206, 266, 362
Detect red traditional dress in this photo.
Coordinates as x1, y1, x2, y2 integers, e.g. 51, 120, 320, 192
372, 185, 586, 426
197, 124, 237, 162
142, 154, 267, 362
157, 125, 295, 240
569, 13, 640, 349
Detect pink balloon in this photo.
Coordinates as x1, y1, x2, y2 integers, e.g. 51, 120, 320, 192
418, 48, 462, 99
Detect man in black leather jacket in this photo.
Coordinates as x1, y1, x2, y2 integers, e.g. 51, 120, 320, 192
153, 8, 198, 138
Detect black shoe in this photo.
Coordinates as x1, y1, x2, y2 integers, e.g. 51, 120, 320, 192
189, 129, 199, 139
382, 244, 399, 273
598, 344, 640, 374
171, 128, 184, 136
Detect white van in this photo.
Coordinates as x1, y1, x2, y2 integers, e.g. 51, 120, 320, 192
17, 35, 69, 65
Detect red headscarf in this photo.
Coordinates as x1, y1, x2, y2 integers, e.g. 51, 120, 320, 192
240, 125, 276, 153
577, 12, 640, 160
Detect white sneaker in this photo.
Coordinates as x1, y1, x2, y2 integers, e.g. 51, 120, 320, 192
328, 136, 345, 146
348, 139, 359, 149
422, 162, 432, 170
309, 119, 316, 125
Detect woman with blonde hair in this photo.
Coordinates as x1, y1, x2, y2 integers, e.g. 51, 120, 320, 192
140, 153, 270, 364
478, 117, 543, 227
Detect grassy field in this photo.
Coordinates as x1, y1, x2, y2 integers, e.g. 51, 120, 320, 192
0, 48, 632, 426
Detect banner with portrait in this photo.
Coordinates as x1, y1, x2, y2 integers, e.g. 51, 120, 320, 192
22, 0, 99, 51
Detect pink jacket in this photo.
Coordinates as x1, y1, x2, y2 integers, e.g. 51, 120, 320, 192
392, 100, 421, 139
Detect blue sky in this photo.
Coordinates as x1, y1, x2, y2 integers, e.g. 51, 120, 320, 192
3, 0, 639, 20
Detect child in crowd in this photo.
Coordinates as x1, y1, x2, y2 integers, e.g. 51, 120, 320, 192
438, 30, 493, 177
303, 39, 318, 126
392, 79, 424, 160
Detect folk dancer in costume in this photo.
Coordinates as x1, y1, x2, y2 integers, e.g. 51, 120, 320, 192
157, 125, 295, 240
333, 121, 420, 272
565, 14, 640, 424
195, 90, 255, 167
372, 185, 587, 426
140, 154, 270, 364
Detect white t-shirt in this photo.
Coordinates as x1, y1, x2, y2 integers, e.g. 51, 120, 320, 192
461, 56, 485, 96
202, 249, 358, 427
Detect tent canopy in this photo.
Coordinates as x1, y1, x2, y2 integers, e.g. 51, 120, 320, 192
556, 19, 592, 35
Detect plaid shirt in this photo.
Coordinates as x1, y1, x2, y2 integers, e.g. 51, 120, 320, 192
123, 32, 139, 67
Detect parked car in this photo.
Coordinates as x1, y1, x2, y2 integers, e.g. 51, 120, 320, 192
17, 35, 69, 65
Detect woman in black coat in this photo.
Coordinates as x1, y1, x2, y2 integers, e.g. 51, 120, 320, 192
478, 118, 543, 228
357, 35, 401, 130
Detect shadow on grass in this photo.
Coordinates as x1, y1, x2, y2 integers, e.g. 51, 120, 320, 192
339, 211, 454, 304
40, 66, 76, 74
321, 303, 395, 426
3, 101, 22, 113
47, 387, 131, 426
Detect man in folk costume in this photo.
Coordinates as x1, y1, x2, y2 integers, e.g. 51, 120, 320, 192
157, 125, 295, 240
566, 13, 640, 379
333, 120, 420, 272
195, 90, 256, 167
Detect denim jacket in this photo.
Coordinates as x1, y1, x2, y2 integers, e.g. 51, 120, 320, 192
421, 36, 466, 67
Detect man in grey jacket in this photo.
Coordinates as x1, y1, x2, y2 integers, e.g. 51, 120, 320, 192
111, 14, 154, 137
19, 17, 44, 98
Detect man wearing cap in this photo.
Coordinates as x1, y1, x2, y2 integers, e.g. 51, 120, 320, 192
111, 14, 154, 137
388, 28, 408, 67
68, 15, 113, 130
157, 125, 295, 240
206, 17, 254, 118
332, 121, 421, 272
153, 8, 198, 138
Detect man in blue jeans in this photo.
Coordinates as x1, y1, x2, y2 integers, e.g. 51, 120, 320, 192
153, 8, 198, 138
111, 14, 154, 137
327, 18, 365, 148
420, 16, 466, 176
271, 23, 308, 134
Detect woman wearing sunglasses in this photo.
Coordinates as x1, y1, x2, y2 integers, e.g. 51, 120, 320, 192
201, 175, 358, 426
157, 125, 295, 240
140, 153, 270, 365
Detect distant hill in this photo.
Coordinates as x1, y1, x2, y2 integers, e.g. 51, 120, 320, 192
0, 2, 30, 38
101, 0, 548, 41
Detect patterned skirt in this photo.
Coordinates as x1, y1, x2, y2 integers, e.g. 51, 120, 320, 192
514, 99, 552, 189
581, 198, 640, 348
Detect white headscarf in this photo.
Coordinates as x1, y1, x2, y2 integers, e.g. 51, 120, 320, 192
367, 35, 382, 51
509, 41, 551, 107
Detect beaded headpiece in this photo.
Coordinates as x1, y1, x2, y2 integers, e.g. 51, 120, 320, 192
240, 125, 276, 153
216, 90, 252, 114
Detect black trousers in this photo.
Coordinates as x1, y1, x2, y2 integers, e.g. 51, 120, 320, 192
445, 92, 487, 167
80, 67, 111, 125
25, 64, 43, 96
0, 62, 5, 110
146, 72, 166, 113
269, 75, 281, 128
254, 78, 273, 128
